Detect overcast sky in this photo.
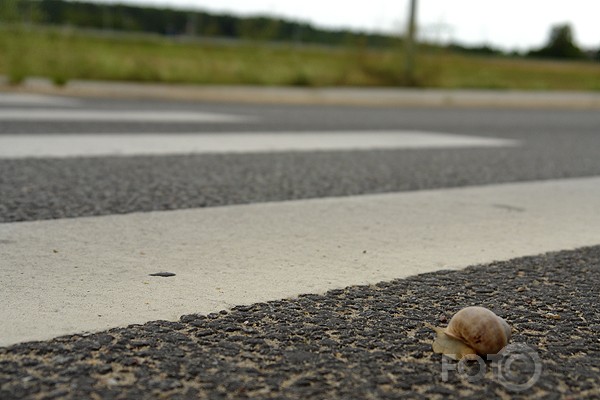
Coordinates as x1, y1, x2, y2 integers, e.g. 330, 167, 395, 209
90, 0, 599, 51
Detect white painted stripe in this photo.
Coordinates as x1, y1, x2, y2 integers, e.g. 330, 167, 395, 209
1, 176, 599, 346
0, 94, 81, 107
0, 109, 254, 122
0, 131, 517, 159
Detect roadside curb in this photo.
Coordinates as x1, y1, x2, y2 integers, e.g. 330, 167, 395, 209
2, 77, 600, 109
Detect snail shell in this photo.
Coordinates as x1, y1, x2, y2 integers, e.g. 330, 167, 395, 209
431, 306, 511, 360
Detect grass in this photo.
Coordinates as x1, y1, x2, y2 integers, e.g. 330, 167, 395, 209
1, 25, 599, 90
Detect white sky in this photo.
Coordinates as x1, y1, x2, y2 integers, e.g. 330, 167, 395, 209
91, 0, 599, 51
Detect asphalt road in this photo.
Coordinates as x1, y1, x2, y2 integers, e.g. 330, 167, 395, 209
1, 98, 600, 222
1, 94, 599, 399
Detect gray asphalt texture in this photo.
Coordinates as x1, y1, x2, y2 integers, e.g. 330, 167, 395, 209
1, 246, 599, 399
2, 95, 600, 399
2, 99, 600, 222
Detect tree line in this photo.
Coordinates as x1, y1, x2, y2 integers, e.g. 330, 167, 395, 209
1, 0, 598, 60
0, 0, 398, 48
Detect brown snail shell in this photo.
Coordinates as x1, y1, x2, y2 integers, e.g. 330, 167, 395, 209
430, 306, 511, 360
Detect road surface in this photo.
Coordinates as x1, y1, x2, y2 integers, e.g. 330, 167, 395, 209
0, 92, 599, 399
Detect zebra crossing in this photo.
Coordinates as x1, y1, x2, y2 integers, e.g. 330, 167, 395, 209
1, 93, 599, 345
1, 92, 599, 398
0, 109, 255, 122
0, 131, 516, 159
2, 176, 600, 347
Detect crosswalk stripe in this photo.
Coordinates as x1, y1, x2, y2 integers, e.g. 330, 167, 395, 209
0, 94, 81, 106
0, 109, 255, 122
1, 176, 599, 346
0, 131, 517, 159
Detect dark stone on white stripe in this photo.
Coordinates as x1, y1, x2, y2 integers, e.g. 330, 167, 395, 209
149, 272, 176, 277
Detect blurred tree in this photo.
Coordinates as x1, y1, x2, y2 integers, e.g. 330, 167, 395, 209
25, 0, 45, 24
528, 24, 585, 59
0, 0, 21, 22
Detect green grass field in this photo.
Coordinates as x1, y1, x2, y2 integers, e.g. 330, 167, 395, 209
1, 25, 599, 90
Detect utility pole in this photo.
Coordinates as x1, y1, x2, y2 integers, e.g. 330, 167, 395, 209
404, 0, 418, 85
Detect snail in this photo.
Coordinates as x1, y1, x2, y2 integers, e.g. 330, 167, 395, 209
429, 306, 511, 360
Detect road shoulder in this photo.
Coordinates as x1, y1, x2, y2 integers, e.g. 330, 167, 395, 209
3, 78, 600, 109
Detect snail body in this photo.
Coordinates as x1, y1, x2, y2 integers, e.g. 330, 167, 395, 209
430, 306, 511, 360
